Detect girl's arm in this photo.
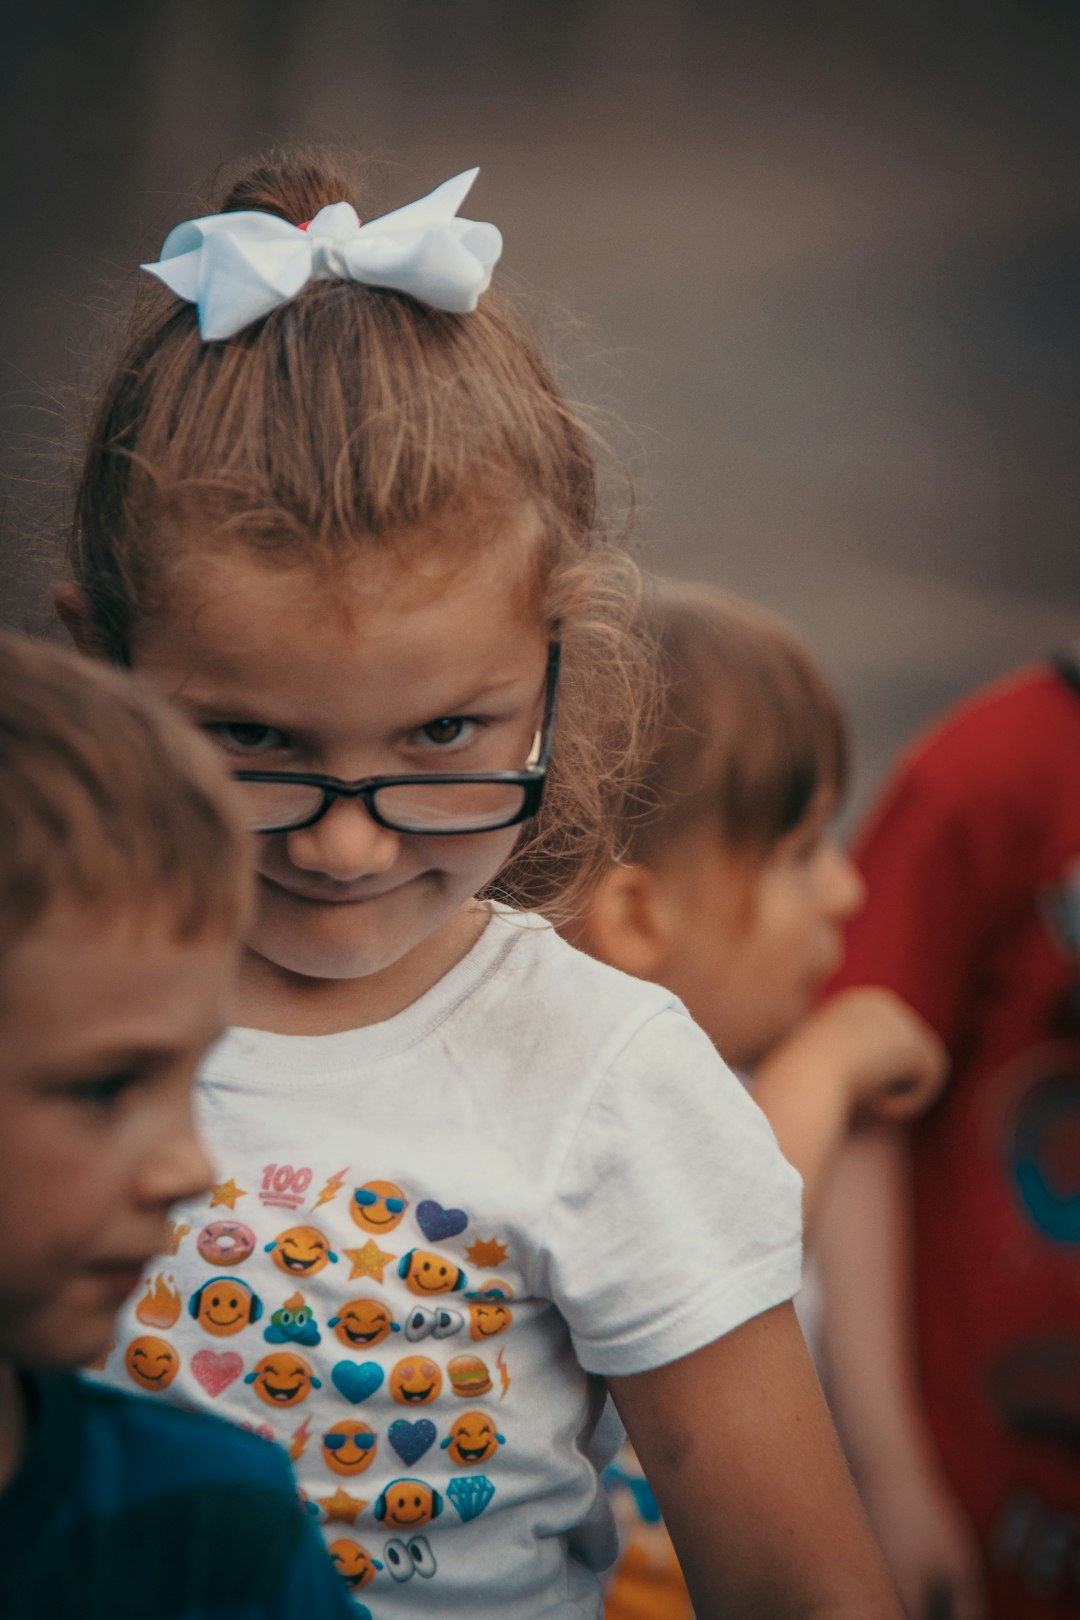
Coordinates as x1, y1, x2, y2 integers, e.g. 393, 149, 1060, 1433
609, 1300, 903, 1619
752, 987, 947, 1238
817, 1127, 986, 1620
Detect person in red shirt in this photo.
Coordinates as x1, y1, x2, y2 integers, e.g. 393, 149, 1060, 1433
823, 656, 1080, 1620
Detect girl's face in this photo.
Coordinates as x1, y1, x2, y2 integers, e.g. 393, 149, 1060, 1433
652, 795, 865, 1071
131, 522, 550, 994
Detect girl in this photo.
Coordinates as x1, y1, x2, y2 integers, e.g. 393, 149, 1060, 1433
574, 582, 947, 1620
58, 148, 899, 1618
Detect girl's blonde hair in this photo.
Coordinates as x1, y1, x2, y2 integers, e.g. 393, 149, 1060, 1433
623, 580, 848, 865
69, 146, 655, 923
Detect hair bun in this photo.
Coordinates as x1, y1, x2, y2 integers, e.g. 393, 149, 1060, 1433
216, 145, 363, 226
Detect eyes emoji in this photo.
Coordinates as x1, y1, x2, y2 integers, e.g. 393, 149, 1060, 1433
264, 1225, 338, 1276
188, 1277, 263, 1336
441, 1410, 505, 1467
322, 1420, 378, 1476
351, 1179, 408, 1233
124, 1335, 179, 1392
389, 1356, 442, 1405
244, 1351, 322, 1407
398, 1249, 467, 1296
469, 1299, 512, 1340
328, 1297, 401, 1349
327, 1539, 382, 1589
374, 1479, 443, 1529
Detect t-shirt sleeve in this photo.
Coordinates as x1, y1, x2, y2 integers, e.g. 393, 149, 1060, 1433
829, 766, 990, 1044
538, 1005, 803, 1377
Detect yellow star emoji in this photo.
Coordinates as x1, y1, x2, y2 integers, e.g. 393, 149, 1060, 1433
344, 1240, 396, 1282
319, 1488, 367, 1525
209, 1178, 246, 1210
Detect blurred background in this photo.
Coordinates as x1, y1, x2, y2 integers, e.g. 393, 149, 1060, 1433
2, 0, 1078, 817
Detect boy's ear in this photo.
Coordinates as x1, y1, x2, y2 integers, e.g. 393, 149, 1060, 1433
579, 861, 676, 981
53, 583, 100, 656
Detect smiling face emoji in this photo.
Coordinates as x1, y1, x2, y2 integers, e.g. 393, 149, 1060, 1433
375, 1478, 442, 1530
190, 1276, 261, 1336
390, 1355, 442, 1405
398, 1249, 467, 1296
244, 1351, 321, 1407
322, 1419, 378, 1476
329, 1297, 400, 1350
328, 1539, 381, 1589
124, 1335, 179, 1392
350, 1179, 408, 1234
469, 1298, 512, 1340
441, 1410, 505, 1467
264, 1225, 337, 1277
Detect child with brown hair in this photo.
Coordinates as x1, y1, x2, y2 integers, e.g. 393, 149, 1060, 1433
0, 630, 355, 1619
57, 146, 901, 1617
575, 581, 947, 1620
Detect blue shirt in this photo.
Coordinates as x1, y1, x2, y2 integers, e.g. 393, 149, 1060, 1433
0, 1371, 359, 1618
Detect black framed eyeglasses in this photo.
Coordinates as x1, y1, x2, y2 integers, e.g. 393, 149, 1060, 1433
233, 640, 561, 836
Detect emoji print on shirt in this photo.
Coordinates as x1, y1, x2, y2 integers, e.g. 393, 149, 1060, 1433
245, 1351, 322, 1407
322, 1420, 378, 1476
375, 1479, 443, 1530
398, 1250, 467, 1296
330, 1298, 400, 1349
124, 1336, 179, 1392
441, 1411, 505, 1467
351, 1179, 409, 1233
264, 1225, 338, 1277
264, 1291, 321, 1346
189, 1276, 263, 1336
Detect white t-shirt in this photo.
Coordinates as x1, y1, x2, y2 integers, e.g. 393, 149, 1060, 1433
93, 909, 802, 1618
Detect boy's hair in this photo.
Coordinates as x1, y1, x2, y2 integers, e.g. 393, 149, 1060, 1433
0, 631, 250, 963
69, 145, 656, 925
623, 581, 848, 865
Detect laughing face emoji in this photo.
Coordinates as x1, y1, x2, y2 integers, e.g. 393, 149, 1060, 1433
244, 1351, 321, 1407
441, 1410, 505, 1467
264, 1225, 338, 1277
124, 1335, 179, 1392
389, 1355, 442, 1405
329, 1297, 400, 1350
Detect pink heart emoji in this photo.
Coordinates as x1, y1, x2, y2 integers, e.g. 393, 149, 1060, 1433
192, 1348, 243, 1397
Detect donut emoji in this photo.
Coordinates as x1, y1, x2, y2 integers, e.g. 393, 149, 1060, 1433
197, 1221, 257, 1267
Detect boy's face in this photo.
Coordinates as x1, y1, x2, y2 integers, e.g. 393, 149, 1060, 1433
657, 794, 864, 1070
0, 903, 228, 1369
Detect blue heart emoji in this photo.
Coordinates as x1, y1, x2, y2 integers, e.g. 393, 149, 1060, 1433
330, 1360, 384, 1404
388, 1417, 437, 1466
417, 1199, 469, 1242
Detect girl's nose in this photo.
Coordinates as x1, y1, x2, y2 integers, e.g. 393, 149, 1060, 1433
285, 795, 401, 882
822, 845, 866, 923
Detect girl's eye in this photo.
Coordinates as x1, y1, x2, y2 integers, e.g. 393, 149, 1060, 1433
418, 717, 477, 749
205, 722, 289, 755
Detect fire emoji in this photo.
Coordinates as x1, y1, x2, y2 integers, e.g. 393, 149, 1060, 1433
163, 1219, 190, 1256
134, 1271, 182, 1330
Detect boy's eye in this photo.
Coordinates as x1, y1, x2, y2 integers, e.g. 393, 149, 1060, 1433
65, 1072, 139, 1108
205, 722, 288, 755
418, 717, 476, 749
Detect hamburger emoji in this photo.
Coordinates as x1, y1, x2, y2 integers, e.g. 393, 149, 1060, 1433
448, 1353, 493, 1398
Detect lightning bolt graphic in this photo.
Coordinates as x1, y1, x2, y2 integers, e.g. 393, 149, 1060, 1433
312, 1168, 349, 1211
289, 1417, 313, 1462
497, 1348, 510, 1401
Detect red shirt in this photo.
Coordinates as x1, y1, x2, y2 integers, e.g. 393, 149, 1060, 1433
832, 664, 1080, 1618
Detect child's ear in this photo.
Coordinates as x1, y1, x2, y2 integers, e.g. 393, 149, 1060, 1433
53, 583, 100, 655
579, 862, 676, 981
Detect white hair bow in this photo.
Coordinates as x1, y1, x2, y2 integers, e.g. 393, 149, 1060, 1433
142, 168, 502, 341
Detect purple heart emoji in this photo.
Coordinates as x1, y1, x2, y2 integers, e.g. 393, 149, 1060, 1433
330, 1360, 384, 1404
417, 1200, 469, 1242
389, 1417, 437, 1466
